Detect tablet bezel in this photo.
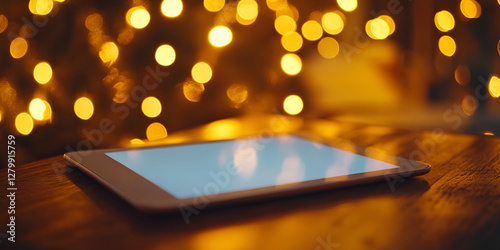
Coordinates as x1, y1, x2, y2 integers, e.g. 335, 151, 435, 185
64, 133, 430, 212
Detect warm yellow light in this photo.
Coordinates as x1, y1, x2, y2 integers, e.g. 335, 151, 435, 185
15, 112, 34, 135
191, 62, 213, 84
438, 35, 456, 57
366, 18, 390, 40
10, 37, 28, 59
33, 62, 53, 84
226, 84, 248, 106
130, 138, 145, 145
281, 31, 303, 52
204, 0, 225, 12
281, 53, 302, 75
29, 98, 51, 121
99, 42, 119, 65
454, 65, 470, 85
74, 97, 94, 120
0, 15, 8, 34
460, 0, 481, 19
322, 12, 344, 35
126, 6, 150, 29
489, 76, 500, 98
141, 96, 162, 118
208, 26, 232, 47
274, 15, 296, 35
301, 20, 323, 41
379, 15, 395, 35
267, 0, 288, 11
435, 10, 455, 32
237, 0, 258, 20
85, 13, 103, 31
484, 132, 494, 136
0, 111, 2, 123
29, 0, 54, 15
155, 44, 176, 66
161, 0, 183, 18
337, 0, 357, 12
283, 95, 303, 115
183, 80, 205, 102
146, 122, 168, 141
317, 37, 340, 59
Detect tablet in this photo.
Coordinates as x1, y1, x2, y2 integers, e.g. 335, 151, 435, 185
64, 134, 430, 216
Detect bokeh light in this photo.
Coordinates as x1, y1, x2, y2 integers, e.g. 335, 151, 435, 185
226, 84, 248, 107
209, 26, 232, 47
29, 0, 54, 15
322, 12, 344, 35
489, 76, 500, 98
317, 37, 340, 59
301, 20, 323, 41
237, 0, 258, 24
281, 31, 303, 52
29, 98, 52, 121
191, 62, 213, 84
283, 95, 303, 115
33, 62, 53, 84
434, 10, 455, 32
130, 138, 145, 145
85, 13, 103, 31
274, 15, 296, 35
281, 53, 302, 75
337, 0, 357, 12
126, 6, 150, 29
204, 0, 225, 12
366, 18, 390, 40
161, 0, 183, 18
0, 15, 8, 34
460, 0, 481, 19
183, 80, 205, 102
141, 96, 162, 118
10, 37, 28, 59
146, 122, 168, 140
454, 65, 470, 85
438, 35, 456, 57
74, 97, 94, 120
379, 15, 395, 35
99, 42, 119, 65
155, 44, 176, 66
15, 112, 34, 135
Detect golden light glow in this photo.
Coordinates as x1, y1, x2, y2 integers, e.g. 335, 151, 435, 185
283, 95, 303, 115
267, 0, 288, 11
461, 96, 477, 116
237, 0, 258, 21
192, 62, 213, 84
435, 10, 455, 32
155, 44, 176, 66
366, 18, 390, 40
74, 97, 94, 120
379, 15, 395, 35
301, 20, 323, 41
33, 62, 53, 84
15, 112, 34, 135
317, 37, 340, 59
10, 37, 28, 59
0, 111, 2, 123
183, 80, 205, 102
130, 138, 145, 145
438, 35, 456, 57
483, 132, 494, 136
281, 31, 303, 52
489, 76, 500, 98
454, 65, 470, 85
29, 98, 52, 121
146, 122, 168, 141
460, 0, 481, 19
204, 0, 225, 12
337, 0, 357, 12
322, 12, 344, 35
141, 96, 162, 118
281, 53, 302, 75
0, 15, 8, 34
274, 15, 296, 35
85, 13, 103, 31
208, 26, 232, 47
161, 0, 183, 18
99, 42, 119, 65
29, 0, 54, 15
227, 84, 248, 106
126, 6, 150, 29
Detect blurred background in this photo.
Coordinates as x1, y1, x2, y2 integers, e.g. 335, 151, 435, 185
1, 0, 500, 164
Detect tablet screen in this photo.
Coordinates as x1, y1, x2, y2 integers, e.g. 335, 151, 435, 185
105, 135, 399, 199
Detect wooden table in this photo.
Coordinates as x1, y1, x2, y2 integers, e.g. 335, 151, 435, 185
2, 116, 500, 249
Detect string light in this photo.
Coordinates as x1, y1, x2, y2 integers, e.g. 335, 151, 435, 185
321, 12, 344, 35
15, 112, 34, 135
489, 76, 500, 98
237, 0, 258, 25
226, 84, 248, 107
74, 97, 94, 120
29, 98, 52, 121
274, 15, 296, 35
155, 44, 176, 66
99, 42, 119, 65
301, 20, 323, 41
281, 53, 302, 75
438, 35, 456, 57
283, 95, 303, 115
379, 15, 395, 35
10, 37, 28, 59
161, 0, 183, 18
29, 0, 54, 15
33, 62, 53, 84
365, 18, 390, 40
204, 0, 225, 12
183, 80, 205, 102
191, 62, 213, 84
317, 37, 340, 59
141, 96, 162, 118
126, 6, 150, 29
337, 0, 357, 12
208, 26, 233, 47
281, 31, 303, 52
435, 10, 455, 32
460, 0, 481, 19
146, 122, 168, 140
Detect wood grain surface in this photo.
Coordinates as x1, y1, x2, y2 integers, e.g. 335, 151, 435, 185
1, 117, 499, 250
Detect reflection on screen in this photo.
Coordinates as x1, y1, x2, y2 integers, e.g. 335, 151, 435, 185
105, 135, 399, 199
